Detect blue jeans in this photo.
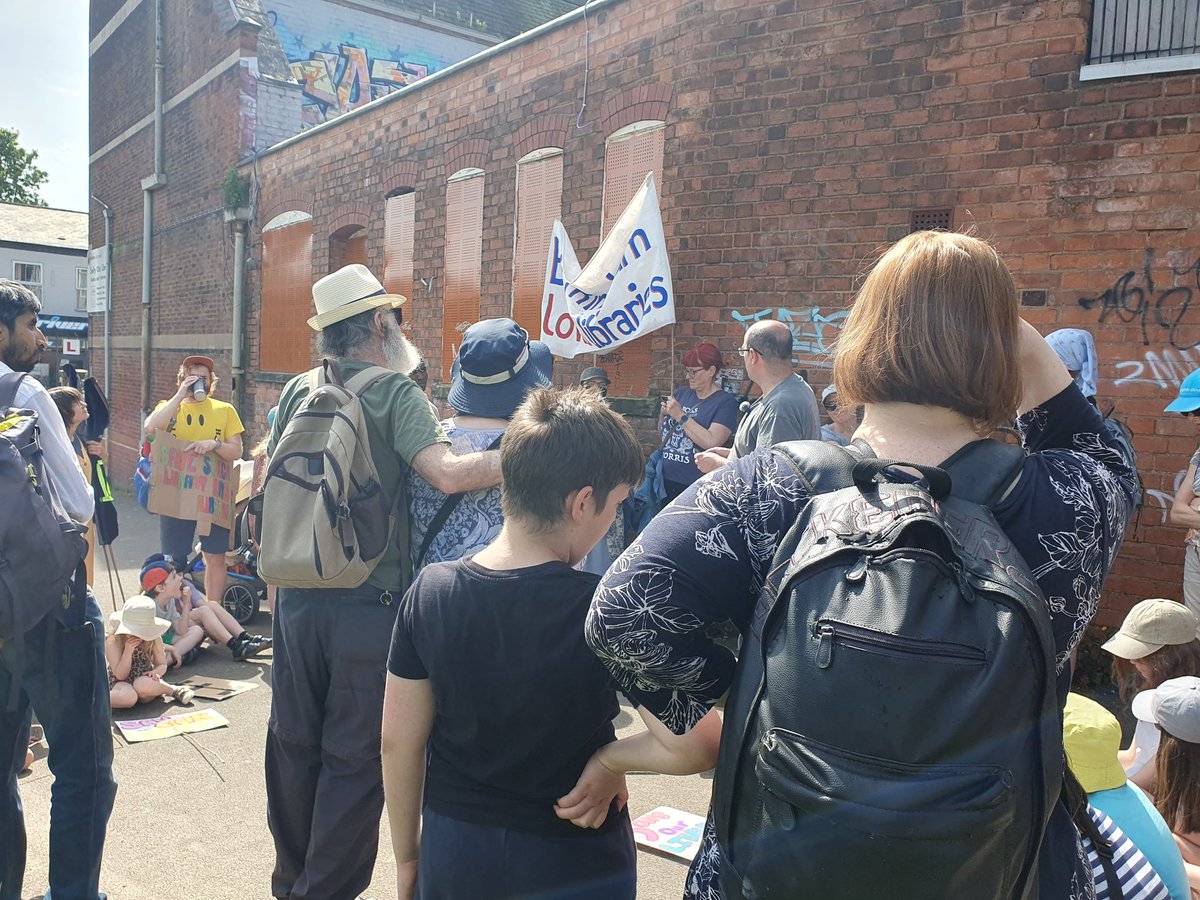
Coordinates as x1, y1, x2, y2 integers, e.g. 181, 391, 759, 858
0, 592, 117, 900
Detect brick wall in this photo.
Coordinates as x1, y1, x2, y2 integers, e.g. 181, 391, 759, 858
243, 0, 1199, 621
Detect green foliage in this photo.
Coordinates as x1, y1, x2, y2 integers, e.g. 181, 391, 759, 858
221, 169, 250, 210
0, 128, 49, 207
1073, 622, 1116, 691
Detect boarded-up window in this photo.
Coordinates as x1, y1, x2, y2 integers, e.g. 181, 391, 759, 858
601, 122, 665, 397
330, 225, 368, 271
384, 190, 416, 339
260, 212, 314, 373
442, 168, 484, 380
512, 150, 563, 341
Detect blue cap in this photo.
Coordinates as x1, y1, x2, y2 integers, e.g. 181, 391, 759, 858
1165, 369, 1200, 412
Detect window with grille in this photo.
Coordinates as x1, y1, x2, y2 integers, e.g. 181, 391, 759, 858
442, 168, 484, 381
383, 190, 416, 338
260, 212, 314, 373
76, 267, 88, 310
601, 121, 665, 397
13, 262, 42, 300
512, 149, 564, 341
909, 208, 954, 233
1084, 0, 1200, 79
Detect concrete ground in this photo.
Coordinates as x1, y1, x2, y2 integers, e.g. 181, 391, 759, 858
18, 485, 710, 899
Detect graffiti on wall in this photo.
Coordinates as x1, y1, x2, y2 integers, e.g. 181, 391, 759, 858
729, 306, 848, 366
287, 43, 430, 125
1079, 249, 1200, 388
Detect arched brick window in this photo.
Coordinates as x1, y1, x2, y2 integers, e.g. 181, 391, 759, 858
442, 167, 484, 380
330, 224, 368, 271
260, 210, 314, 373
384, 188, 416, 339
512, 148, 563, 341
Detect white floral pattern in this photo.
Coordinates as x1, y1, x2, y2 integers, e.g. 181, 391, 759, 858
586, 386, 1137, 900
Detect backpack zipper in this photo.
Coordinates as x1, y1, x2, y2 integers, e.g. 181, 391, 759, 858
814, 620, 987, 670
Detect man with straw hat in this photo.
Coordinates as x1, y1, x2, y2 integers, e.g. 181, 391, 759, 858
263, 264, 502, 900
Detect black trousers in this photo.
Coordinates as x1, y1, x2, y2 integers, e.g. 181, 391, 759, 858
265, 585, 398, 900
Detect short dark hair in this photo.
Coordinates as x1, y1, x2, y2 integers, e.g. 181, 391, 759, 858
318, 308, 378, 358
0, 279, 41, 332
748, 320, 793, 362
501, 386, 644, 529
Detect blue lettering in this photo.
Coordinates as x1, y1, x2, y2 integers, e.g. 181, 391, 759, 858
649, 275, 669, 308
550, 235, 565, 286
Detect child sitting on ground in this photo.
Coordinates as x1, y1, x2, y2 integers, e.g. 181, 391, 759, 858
140, 554, 270, 663
382, 387, 721, 900
106, 595, 194, 707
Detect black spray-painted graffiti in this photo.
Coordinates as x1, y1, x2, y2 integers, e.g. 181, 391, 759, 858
1079, 249, 1200, 350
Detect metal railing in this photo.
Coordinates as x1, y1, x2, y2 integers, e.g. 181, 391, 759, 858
1088, 0, 1200, 64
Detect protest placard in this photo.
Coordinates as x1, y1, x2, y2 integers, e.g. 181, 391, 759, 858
631, 806, 706, 862
540, 172, 675, 358
115, 708, 230, 743
147, 433, 237, 537
176, 676, 259, 702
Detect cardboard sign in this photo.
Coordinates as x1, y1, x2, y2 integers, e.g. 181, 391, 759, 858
147, 433, 237, 537
176, 676, 258, 702
540, 172, 675, 358
116, 708, 229, 743
631, 806, 706, 862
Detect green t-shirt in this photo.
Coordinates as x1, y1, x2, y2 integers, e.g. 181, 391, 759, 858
268, 358, 449, 591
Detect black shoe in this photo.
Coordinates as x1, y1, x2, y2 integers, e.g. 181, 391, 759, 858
233, 634, 271, 661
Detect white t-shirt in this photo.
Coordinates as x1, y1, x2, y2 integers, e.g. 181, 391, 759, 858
1124, 718, 1160, 777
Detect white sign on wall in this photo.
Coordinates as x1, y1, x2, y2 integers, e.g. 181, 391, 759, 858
87, 246, 109, 313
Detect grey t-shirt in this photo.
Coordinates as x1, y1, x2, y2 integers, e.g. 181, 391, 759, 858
731, 373, 820, 459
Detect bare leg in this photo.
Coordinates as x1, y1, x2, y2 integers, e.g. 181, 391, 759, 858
192, 604, 235, 645
202, 601, 245, 639
110, 682, 139, 709
202, 551, 228, 614
133, 676, 174, 704
169, 624, 206, 658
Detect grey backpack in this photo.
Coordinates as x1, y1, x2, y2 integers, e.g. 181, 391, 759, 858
258, 360, 410, 591
712, 439, 1060, 900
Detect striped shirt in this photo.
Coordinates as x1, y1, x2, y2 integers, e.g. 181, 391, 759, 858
1084, 805, 1171, 900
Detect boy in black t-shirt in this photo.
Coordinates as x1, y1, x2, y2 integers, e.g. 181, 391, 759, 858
383, 387, 722, 900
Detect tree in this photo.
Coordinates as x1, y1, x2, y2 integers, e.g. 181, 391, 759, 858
0, 128, 49, 207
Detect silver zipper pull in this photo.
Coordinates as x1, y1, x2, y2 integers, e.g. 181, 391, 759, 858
817, 623, 834, 669
846, 557, 868, 582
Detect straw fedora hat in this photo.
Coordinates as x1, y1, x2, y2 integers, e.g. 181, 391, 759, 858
307, 264, 407, 331
108, 596, 171, 641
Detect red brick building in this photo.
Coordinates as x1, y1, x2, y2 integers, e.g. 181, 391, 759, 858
96, 0, 1200, 620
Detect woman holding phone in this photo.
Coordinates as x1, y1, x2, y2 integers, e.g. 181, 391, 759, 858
659, 341, 738, 500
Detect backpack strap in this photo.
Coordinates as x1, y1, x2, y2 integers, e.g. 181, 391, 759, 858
938, 439, 1025, 509
0, 372, 29, 410
342, 364, 397, 397
414, 432, 504, 570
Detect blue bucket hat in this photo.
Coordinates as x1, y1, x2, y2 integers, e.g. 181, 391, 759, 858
446, 318, 554, 419
1165, 368, 1200, 413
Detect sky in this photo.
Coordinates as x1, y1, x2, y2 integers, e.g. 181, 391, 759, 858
2, 2, 89, 211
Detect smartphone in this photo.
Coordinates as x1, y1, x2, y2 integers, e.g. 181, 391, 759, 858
660, 395, 671, 404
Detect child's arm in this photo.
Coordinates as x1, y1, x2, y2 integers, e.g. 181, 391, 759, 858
555, 706, 723, 829
382, 673, 435, 900
147, 640, 168, 680
106, 637, 136, 681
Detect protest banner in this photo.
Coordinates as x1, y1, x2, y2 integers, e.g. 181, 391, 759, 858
146, 433, 237, 537
631, 806, 706, 862
176, 676, 259, 702
540, 172, 675, 358
116, 708, 229, 744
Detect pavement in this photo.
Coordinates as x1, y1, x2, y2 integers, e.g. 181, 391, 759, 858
18, 484, 712, 900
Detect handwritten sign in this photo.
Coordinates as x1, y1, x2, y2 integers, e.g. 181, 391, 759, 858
631, 806, 706, 862
116, 708, 229, 743
147, 433, 237, 537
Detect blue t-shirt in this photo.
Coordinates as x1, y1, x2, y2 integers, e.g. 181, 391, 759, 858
659, 387, 739, 487
1091, 784, 1190, 900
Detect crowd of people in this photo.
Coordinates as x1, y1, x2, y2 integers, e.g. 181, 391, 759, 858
1, 228, 1199, 900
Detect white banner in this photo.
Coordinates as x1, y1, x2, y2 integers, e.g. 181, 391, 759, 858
540, 172, 674, 359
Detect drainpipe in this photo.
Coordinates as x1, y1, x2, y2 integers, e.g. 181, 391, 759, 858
225, 206, 251, 416
140, 0, 167, 417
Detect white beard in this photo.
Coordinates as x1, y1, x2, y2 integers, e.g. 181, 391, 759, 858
383, 320, 422, 376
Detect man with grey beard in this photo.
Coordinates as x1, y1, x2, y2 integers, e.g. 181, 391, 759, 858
263, 264, 501, 900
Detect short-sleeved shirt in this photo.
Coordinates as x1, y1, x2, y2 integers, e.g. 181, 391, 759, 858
660, 387, 739, 487
820, 423, 851, 446
729, 374, 819, 460
408, 421, 505, 571
269, 358, 449, 591
154, 397, 244, 444
1090, 784, 1191, 900
388, 558, 623, 838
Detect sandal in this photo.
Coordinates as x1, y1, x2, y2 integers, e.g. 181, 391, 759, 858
170, 686, 195, 705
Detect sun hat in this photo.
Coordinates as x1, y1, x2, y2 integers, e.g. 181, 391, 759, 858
109, 596, 171, 641
580, 366, 611, 386
1131, 676, 1200, 743
822, 384, 838, 403
1101, 598, 1199, 660
1062, 693, 1128, 793
307, 264, 406, 331
1165, 368, 1200, 413
446, 319, 553, 419
181, 355, 215, 372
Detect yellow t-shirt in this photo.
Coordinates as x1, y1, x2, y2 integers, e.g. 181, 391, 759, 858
155, 397, 245, 444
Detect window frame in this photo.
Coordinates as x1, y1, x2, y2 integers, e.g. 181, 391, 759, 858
1082, 0, 1200, 80
13, 261, 42, 300
76, 267, 88, 311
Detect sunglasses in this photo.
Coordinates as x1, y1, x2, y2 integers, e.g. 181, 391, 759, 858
392, 307, 404, 326
823, 400, 838, 412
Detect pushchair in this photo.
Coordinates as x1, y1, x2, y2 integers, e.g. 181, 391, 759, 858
182, 506, 268, 625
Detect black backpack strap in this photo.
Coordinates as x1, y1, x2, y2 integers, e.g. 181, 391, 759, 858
770, 439, 862, 496
939, 439, 1025, 509
414, 432, 504, 570
0, 372, 29, 410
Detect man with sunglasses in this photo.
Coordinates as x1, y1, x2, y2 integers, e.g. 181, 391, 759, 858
820, 384, 859, 446
695, 320, 818, 473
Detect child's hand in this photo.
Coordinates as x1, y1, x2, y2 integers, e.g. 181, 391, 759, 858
554, 748, 627, 830
146, 671, 160, 682
1190, 497, 1200, 512
125, 636, 143, 653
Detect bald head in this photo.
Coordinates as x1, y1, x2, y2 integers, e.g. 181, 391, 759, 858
746, 320, 794, 365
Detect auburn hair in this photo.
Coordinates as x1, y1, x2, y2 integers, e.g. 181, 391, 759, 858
1154, 732, 1200, 834
1112, 640, 1200, 706
833, 231, 1023, 434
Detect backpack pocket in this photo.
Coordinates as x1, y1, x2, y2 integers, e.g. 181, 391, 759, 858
740, 728, 1016, 899
813, 619, 987, 670
349, 479, 388, 563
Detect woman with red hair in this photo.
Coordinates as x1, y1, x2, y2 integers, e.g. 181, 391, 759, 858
660, 341, 739, 499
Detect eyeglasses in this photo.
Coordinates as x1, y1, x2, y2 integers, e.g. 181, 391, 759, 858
684, 367, 703, 377
736, 346, 754, 356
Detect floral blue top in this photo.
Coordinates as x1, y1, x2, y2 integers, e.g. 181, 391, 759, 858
587, 385, 1138, 900
407, 420, 505, 572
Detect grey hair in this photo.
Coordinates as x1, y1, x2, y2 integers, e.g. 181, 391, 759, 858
317, 308, 379, 358
0, 279, 41, 332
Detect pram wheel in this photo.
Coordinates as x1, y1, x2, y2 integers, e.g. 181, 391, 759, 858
222, 581, 260, 625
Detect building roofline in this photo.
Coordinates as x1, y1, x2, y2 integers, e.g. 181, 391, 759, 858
250, 0, 622, 163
